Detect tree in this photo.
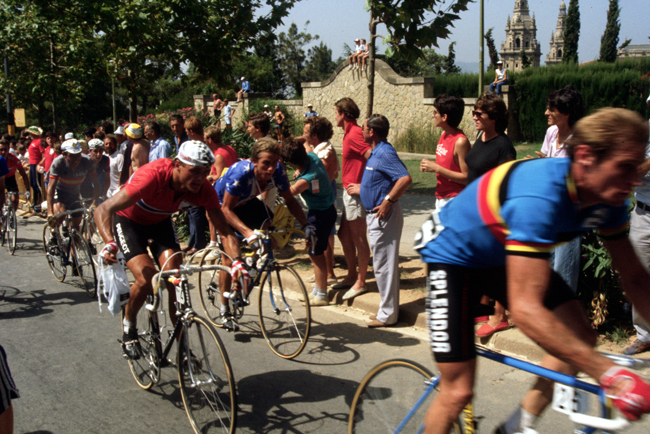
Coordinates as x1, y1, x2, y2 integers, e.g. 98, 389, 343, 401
484, 28, 499, 72
381, 48, 444, 77
277, 22, 318, 97
520, 49, 532, 69
564, 0, 580, 63
303, 42, 338, 83
443, 42, 461, 75
364, 0, 471, 116
599, 0, 620, 63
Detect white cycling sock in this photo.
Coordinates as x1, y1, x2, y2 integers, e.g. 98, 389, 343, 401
123, 318, 135, 333
314, 285, 327, 300
503, 407, 537, 434
209, 241, 218, 247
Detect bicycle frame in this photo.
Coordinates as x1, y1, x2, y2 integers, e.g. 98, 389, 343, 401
385, 346, 634, 434
48, 208, 87, 265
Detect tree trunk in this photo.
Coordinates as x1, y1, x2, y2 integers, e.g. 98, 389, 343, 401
127, 69, 138, 122
49, 37, 57, 133
366, 10, 378, 118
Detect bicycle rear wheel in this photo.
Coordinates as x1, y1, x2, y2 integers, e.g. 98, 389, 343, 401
0, 212, 6, 246
257, 264, 311, 359
71, 232, 97, 298
197, 254, 231, 328
42, 224, 67, 282
6, 208, 17, 254
177, 315, 236, 434
121, 301, 161, 390
348, 359, 466, 434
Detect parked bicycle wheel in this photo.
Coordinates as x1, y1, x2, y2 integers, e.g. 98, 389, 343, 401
6, 207, 17, 254
71, 232, 97, 298
197, 253, 230, 328
177, 315, 236, 434
258, 264, 311, 359
348, 359, 466, 434
121, 301, 161, 390
42, 224, 67, 282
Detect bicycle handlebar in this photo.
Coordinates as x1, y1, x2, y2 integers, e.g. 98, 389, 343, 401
600, 352, 650, 370
569, 413, 629, 431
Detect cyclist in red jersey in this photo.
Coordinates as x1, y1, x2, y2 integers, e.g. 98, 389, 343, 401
0, 140, 28, 213
95, 140, 247, 360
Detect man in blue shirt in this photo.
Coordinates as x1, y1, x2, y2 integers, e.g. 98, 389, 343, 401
237, 77, 250, 102
223, 100, 235, 131
347, 114, 411, 327
170, 114, 189, 154
304, 104, 318, 118
144, 121, 172, 161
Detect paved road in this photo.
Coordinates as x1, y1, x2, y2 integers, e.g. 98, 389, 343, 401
1, 217, 649, 433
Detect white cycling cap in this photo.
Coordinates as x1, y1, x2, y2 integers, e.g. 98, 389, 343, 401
177, 140, 215, 167
88, 138, 104, 150
114, 126, 125, 135
64, 132, 74, 140
62, 139, 83, 154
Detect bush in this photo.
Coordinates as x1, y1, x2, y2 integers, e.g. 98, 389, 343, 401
432, 73, 480, 99
241, 99, 301, 141
393, 122, 441, 154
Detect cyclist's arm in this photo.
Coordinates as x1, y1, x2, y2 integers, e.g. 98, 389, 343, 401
47, 177, 58, 216
206, 207, 241, 260
221, 192, 255, 239
89, 171, 101, 206
280, 190, 309, 227
94, 188, 138, 263
605, 237, 650, 322
506, 254, 612, 380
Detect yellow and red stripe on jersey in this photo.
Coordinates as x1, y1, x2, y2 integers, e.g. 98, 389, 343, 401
476, 160, 518, 245
48, 175, 89, 187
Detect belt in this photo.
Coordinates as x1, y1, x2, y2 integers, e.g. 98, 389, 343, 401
637, 201, 650, 212
366, 209, 377, 214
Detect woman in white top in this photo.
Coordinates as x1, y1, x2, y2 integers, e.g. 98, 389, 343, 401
489, 60, 508, 95
537, 85, 585, 292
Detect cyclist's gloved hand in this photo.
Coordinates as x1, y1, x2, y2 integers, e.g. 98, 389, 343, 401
230, 258, 251, 289
600, 366, 650, 420
100, 241, 119, 264
245, 229, 264, 250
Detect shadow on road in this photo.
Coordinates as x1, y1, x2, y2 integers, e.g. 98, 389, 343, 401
0, 285, 96, 319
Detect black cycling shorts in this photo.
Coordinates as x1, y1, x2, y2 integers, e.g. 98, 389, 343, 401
0, 345, 19, 415
425, 262, 576, 363
53, 189, 84, 217
5, 175, 18, 193
307, 205, 336, 256
113, 214, 180, 263
232, 198, 274, 233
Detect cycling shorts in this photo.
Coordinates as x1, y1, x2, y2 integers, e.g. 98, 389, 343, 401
113, 214, 180, 263
231, 197, 274, 234
5, 175, 18, 193
53, 189, 84, 218
307, 205, 336, 256
425, 262, 576, 363
0, 345, 19, 414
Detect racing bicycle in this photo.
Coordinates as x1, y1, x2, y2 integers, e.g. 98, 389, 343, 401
1, 191, 29, 255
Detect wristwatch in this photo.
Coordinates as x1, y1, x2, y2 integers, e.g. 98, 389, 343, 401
385, 194, 395, 203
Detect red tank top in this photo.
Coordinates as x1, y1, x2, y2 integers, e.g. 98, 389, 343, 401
435, 131, 466, 199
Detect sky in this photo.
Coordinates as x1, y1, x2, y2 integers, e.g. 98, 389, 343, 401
271, 0, 650, 72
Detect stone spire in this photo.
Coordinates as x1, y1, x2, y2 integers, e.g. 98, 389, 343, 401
546, 1, 567, 66
499, 0, 542, 71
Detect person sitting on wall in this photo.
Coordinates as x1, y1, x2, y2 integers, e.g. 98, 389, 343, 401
489, 60, 508, 96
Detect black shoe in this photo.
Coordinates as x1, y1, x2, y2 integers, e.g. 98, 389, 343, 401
72, 266, 79, 277
221, 312, 239, 332
122, 328, 143, 360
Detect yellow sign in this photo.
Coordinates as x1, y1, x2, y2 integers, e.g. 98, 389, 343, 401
14, 108, 26, 127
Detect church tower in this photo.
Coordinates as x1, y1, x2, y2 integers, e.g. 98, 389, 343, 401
546, 1, 566, 65
499, 0, 542, 72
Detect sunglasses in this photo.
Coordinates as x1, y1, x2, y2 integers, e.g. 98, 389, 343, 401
472, 110, 487, 118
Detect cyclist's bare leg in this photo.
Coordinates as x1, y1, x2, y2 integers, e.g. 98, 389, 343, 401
423, 359, 476, 434
157, 248, 183, 325
220, 254, 233, 308
520, 299, 597, 416
10, 193, 19, 212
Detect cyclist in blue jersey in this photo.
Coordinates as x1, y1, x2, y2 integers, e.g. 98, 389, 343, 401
215, 137, 313, 328
415, 108, 650, 433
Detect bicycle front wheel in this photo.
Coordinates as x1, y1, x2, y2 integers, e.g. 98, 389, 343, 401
42, 224, 67, 282
197, 254, 231, 328
258, 264, 311, 359
71, 232, 97, 298
121, 302, 161, 390
85, 216, 103, 266
0, 212, 6, 246
348, 359, 466, 434
178, 315, 236, 434
7, 208, 17, 254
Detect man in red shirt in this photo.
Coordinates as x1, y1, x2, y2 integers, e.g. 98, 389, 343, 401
0, 140, 28, 212
95, 140, 245, 360
332, 98, 371, 300
26, 126, 45, 214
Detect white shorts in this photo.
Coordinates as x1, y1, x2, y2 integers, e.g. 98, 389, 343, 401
342, 189, 366, 221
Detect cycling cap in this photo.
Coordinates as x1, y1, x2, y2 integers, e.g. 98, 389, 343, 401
26, 126, 43, 136
62, 139, 83, 154
64, 132, 74, 140
125, 123, 143, 139
88, 139, 104, 150
177, 140, 215, 167
114, 126, 125, 135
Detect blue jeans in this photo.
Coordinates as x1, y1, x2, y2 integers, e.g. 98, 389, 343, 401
549, 235, 581, 293
187, 207, 208, 249
489, 80, 508, 95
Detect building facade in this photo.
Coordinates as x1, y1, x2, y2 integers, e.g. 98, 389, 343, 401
499, 0, 542, 72
618, 44, 650, 59
546, 1, 566, 66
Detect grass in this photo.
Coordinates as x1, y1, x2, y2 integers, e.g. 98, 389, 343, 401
604, 324, 633, 346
